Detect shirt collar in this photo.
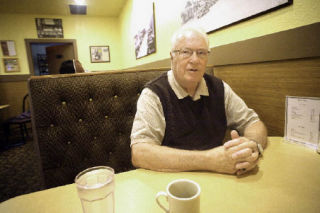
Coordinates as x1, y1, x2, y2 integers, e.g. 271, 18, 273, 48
168, 70, 209, 101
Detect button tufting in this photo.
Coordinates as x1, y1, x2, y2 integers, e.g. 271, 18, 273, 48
114, 95, 118, 98
94, 136, 97, 140
67, 141, 71, 145
62, 101, 66, 105
50, 124, 54, 127
105, 115, 108, 119
79, 118, 83, 122
89, 98, 93, 102
137, 93, 140, 96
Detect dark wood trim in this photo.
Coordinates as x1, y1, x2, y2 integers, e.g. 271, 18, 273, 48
214, 57, 320, 136
24, 39, 78, 76
209, 22, 320, 66
0, 74, 31, 82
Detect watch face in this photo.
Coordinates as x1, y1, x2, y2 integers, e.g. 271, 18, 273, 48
257, 143, 263, 156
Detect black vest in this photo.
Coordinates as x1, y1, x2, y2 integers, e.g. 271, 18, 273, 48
146, 73, 227, 150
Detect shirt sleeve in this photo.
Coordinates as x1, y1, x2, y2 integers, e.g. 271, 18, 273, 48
223, 81, 260, 135
130, 88, 165, 147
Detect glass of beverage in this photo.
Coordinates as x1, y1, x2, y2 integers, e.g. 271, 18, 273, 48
75, 166, 115, 213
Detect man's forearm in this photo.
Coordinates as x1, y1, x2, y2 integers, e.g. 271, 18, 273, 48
131, 142, 235, 173
243, 120, 268, 148
131, 143, 208, 172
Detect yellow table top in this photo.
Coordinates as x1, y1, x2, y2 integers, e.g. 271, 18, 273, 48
0, 137, 319, 213
0, 104, 10, 110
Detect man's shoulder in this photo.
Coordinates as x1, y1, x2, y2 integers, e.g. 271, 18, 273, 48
145, 72, 168, 88
204, 74, 224, 88
204, 73, 222, 82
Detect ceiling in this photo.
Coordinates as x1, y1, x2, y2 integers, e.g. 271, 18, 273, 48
0, 0, 128, 17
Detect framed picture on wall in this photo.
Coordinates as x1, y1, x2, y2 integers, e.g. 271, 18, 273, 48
180, 0, 293, 33
1, 40, 17, 56
134, 2, 156, 59
35, 18, 63, 38
90, 46, 110, 63
3, 58, 20, 72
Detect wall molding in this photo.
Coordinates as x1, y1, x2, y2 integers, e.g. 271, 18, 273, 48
0, 75, 31, 82
210, 22, 320, 66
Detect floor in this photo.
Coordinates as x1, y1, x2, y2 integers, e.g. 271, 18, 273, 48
0, 134, 43, 202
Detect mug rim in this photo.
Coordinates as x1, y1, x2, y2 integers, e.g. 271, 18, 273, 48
166, 179, 201, 201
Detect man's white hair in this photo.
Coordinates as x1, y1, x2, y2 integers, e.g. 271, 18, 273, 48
171, 26, 210, 51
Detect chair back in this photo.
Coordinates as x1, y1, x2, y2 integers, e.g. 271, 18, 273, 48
22, 94, 30, 112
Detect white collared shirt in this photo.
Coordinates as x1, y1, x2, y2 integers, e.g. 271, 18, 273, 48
130, 70, 259, 146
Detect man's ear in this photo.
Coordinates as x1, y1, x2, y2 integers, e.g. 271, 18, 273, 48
170, 52, 173, 60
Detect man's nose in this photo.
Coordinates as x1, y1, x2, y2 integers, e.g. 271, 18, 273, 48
189, 51, 200, 63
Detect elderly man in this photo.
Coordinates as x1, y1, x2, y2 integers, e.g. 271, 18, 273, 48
130, 27, 267, 175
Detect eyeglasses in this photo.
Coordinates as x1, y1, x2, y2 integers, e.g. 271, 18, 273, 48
172, 48, 210, 59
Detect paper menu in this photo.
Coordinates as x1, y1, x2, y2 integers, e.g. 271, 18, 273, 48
285, 96, 320, 149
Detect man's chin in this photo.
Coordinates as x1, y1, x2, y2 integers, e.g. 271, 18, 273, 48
185, 73, 202, 83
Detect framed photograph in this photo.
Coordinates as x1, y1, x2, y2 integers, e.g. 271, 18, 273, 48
90, 46, 110, 63
134, 2, 156, 59
35, 18, 63, 38
181, 0, 293, 33
1, 40, 17, 56
3, 58, 20, 72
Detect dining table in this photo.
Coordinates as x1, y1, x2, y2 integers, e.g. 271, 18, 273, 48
0, 137, 319, 213
0, 104, 10, 110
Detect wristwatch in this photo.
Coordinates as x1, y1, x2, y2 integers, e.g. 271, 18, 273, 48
252, 140, 264, 157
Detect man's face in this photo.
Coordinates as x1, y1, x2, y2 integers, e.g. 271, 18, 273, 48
171, 31, 208, 91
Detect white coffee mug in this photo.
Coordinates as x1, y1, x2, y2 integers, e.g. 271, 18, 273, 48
156, 179, 201, 213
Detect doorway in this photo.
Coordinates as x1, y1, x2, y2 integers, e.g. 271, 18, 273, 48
25, 39, 78, 76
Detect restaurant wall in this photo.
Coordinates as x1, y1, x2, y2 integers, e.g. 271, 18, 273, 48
0, 14, 120, 75
1, 0, 318, 74
119, 0, 320, 69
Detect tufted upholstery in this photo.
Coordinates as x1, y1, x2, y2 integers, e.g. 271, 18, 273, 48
28, 69, 166, 189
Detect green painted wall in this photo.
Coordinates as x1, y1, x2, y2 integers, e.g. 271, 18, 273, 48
0, 14, 120, 75
1, 0, 319, 75
119, 0, 320, 69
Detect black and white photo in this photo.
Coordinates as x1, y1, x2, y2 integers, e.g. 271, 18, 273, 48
35, 18, 63, 38
134, 2, 156, 59
181, 0, 292, 33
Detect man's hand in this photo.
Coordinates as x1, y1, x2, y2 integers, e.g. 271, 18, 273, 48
224, 130, 260, 175
204, 146, 238, 174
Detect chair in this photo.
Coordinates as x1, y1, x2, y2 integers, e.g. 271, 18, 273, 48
3, 94, 31, 145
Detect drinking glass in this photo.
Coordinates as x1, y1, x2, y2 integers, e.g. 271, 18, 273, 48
75, 166, 115, 213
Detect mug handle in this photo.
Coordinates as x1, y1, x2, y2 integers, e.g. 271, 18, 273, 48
156, 191, 169, 213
